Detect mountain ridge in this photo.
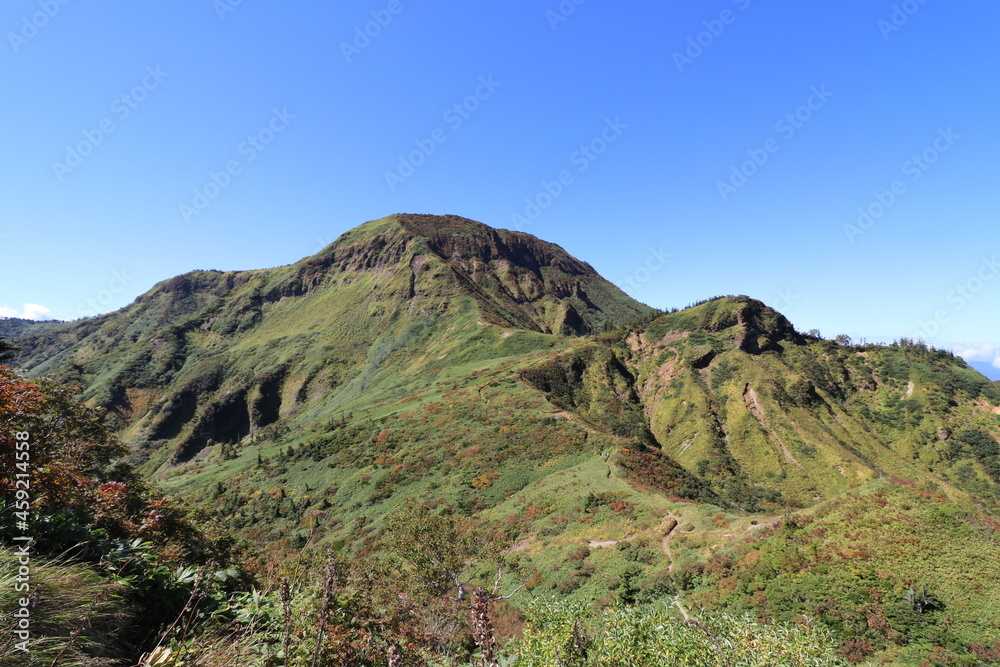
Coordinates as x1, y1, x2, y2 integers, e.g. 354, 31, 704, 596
9, 217, 999, 510
6, 214, 1000, 665
11, 214, 654, 470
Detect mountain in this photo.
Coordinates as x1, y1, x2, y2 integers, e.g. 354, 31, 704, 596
541, 297, 1000, 511
12, 213, 1000, 523
9, 214, 1000, 665
0, 316, 65, 340
13, 213, 653, 470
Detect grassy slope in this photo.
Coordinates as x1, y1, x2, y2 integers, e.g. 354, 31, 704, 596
144, 297, 1000, 661
11, 214, 652, 477
681, 481, 1000, 664
0, 317, 67, 341
9, 222, 1000, 665
615, 298, 1000, 511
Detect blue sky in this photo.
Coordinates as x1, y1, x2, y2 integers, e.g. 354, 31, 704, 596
2, 0, 999, 377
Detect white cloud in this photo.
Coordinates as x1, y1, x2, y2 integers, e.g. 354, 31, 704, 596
0, 303, 55, 320
22, 304, 54, 320
951, 342, 1000, 369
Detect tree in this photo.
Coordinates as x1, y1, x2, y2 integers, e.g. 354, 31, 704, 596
385, 505, 489, 601
384, 506, 523, 661
1, 366, 128, 514
0, 365, 195, 551
0, 337, 16, 362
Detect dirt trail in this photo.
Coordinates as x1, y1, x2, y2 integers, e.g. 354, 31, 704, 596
588, 540, 617, 548
673, 596, 691, 622
659, 513, 693, 622
588, 535, 635, 548
660, 514, 681, 570
721, 518, 780, 538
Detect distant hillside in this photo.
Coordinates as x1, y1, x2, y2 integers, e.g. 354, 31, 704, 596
13, 215, 999, 519
0, 316, 67, 340
524, 296, 1000, 510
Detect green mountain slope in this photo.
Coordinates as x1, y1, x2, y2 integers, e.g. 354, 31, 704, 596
10, 216, 1000, 665
13, 214, 653, 472
586, 297, 1000, 511
0, 316, 66, 341
683, 481, 1000, 664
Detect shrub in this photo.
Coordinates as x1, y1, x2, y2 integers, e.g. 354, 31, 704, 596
509, 599, 849, 666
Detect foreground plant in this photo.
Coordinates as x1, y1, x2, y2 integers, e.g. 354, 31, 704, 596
509, 598, 848, 667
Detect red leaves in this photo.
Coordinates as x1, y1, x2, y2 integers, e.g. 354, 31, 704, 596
840, 638, 877, 664
0, 367, 43, 417
608, 499, 634, 514
95, 481, 129, 500
138, 498, 171, 535
0, 364, 173, 542
0, 365, 45, 471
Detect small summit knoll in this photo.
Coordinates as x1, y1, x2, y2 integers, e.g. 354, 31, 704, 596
637, 295, 801, 354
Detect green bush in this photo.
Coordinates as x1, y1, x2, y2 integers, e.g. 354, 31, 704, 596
508, 599, 848, 666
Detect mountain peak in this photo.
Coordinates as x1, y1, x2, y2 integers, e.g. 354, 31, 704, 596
11, 214, 654, 462
397, 212, 492, 238
335, 213, 595, 272
305, 214, 649, 336
643, 295, 801, 354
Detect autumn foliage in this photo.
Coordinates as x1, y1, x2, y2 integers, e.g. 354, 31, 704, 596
0, 364, 177, 543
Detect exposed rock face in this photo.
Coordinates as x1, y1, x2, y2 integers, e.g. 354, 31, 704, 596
728, 298, 801, 354
394, 213, 628, 335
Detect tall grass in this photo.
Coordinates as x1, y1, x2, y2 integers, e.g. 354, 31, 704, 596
0, 547, 128, 666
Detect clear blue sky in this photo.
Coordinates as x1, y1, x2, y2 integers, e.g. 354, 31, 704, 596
2, 0, 999, 376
